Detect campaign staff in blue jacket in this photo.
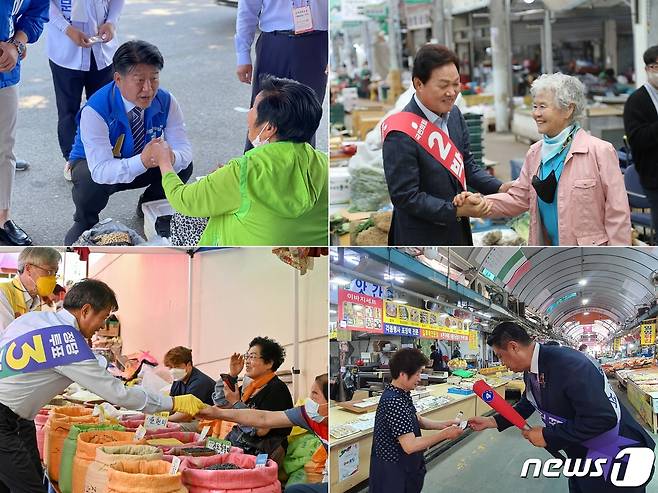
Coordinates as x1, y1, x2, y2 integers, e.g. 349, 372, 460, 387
64, 40, 193, 245
0, 279, 207, 492
0, 0, 49, 246
468, 322, 655, 492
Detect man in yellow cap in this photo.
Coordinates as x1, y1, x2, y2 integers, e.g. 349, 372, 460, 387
0, 247, 62, 333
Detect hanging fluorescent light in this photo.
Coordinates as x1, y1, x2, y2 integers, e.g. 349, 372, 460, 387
579, 279, 587, 286
582, 299, 589, 305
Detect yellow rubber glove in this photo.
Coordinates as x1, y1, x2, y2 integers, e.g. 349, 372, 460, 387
172, 395, 208, 416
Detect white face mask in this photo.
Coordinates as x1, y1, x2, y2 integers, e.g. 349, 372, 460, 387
304, 398, 325, 423
170, 368, 187, 381
250, 123, 270, 148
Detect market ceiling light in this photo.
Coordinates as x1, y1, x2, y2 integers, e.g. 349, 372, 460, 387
583, 311, 590, 315
582, 299, 589, 305
579, 279, 587, 286
391, 298, 408, 304
331, 277, 351, 286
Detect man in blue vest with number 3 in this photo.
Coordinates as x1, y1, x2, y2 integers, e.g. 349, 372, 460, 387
0, 279, 207, 492
65, 40, 194, 245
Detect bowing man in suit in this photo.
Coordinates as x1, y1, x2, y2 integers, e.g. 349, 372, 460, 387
468, 322, 655, 493
382, 44, 511, 246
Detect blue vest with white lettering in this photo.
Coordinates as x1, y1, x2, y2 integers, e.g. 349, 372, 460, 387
69, 81, 172, 161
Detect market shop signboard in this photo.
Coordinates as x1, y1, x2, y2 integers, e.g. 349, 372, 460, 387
613, 337, 621, 351
384, 300, 469, 341
337, 289, 383, 333
640, 323, 656, 346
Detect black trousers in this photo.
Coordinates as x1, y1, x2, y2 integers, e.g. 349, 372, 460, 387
64, 159, 194, 245
643, 186, 658, 245
244, 30, 328, 152
49, 53, 113, 162
0, 403, 46, 493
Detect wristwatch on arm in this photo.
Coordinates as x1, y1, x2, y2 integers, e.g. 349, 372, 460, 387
9, 38, 26, 60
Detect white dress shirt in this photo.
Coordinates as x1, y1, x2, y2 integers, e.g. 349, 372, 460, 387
414, 93, 450, 136
80, 92, 192, 184
530, 341, 540, 375
235, 0, 328, 66
47, 0, 124, 71
0, 309, 173, 420
0, 277, 40, 335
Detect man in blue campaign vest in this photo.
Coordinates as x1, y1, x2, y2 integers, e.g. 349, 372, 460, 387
64, 40, 193, 245
0, 0, 49, 247
468, 322, 655, 492
0, 279, 207, 492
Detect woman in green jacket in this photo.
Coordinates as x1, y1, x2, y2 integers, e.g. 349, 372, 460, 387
149, 76, 328, 246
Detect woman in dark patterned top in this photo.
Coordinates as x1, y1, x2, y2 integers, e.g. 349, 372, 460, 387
370, 348, 464, 493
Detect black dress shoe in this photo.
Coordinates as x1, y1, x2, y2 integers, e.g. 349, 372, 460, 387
0, 220, 33, 246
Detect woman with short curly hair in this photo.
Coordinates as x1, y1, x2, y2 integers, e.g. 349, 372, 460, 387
456, 72, 631, 245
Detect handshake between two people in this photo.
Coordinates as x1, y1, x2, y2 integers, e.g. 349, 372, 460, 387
453, 191, 492, 218
140, 137, 175, 172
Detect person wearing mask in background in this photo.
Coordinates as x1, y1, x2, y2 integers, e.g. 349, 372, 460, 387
200, 373, 330, 492
0, 247, 61, 332
64, 39, 193, 245
369, 348, 464, 493
428, 343, 446, 372
164, 345, 216, 432
235, 0, 327, 151
0, 279, 207, 493
624, 45, 658, 244
212, 336, 293, 460
0, 0, 49, 246
47, 0, 125, 181
468, 322, 654, 493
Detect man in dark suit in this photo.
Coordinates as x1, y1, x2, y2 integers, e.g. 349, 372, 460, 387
469, 322, 655, 492
624, 45, 658, 244
382, 44, 509, 246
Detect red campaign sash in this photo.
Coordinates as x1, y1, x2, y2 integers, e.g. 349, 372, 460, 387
382, 111, 466, 190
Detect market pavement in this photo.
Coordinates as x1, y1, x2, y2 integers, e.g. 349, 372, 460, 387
10, 0, 328, 245
354, 378, 658, 492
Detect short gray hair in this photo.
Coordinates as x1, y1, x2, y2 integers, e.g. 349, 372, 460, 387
17, 247, 61, 272
530, 73, 587, 123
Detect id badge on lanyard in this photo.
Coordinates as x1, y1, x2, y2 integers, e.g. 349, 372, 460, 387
292, 0, 313, 34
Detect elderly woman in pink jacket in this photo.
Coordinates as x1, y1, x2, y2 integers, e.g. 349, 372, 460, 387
456, 73, 631, 245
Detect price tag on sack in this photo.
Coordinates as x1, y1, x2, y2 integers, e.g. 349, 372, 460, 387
206, 437, 232, 454
255, 453, 268, 468
170, 456, 181, 475
145, 413, 169, 430
199, 425, 211, 441
134, 424, 147, 441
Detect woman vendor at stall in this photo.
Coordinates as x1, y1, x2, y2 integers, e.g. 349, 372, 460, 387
213, 336, 294, 460
369, 348, 464, 493
200, 373, 329, 492
164, 345, 216, 431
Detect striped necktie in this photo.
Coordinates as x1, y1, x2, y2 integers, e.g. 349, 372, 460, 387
130, 106, 145, 155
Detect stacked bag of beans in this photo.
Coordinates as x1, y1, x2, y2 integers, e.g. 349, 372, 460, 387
85, 444, 164, 493
107, 460, 188, 493
178, 452, 281, 493
43, 406, 97, 481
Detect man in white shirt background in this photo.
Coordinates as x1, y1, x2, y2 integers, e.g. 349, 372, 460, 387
47, 0, 125, 181
64, 40, 193, 245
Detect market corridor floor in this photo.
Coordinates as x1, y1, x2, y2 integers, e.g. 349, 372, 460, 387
356, 380, 658, 493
